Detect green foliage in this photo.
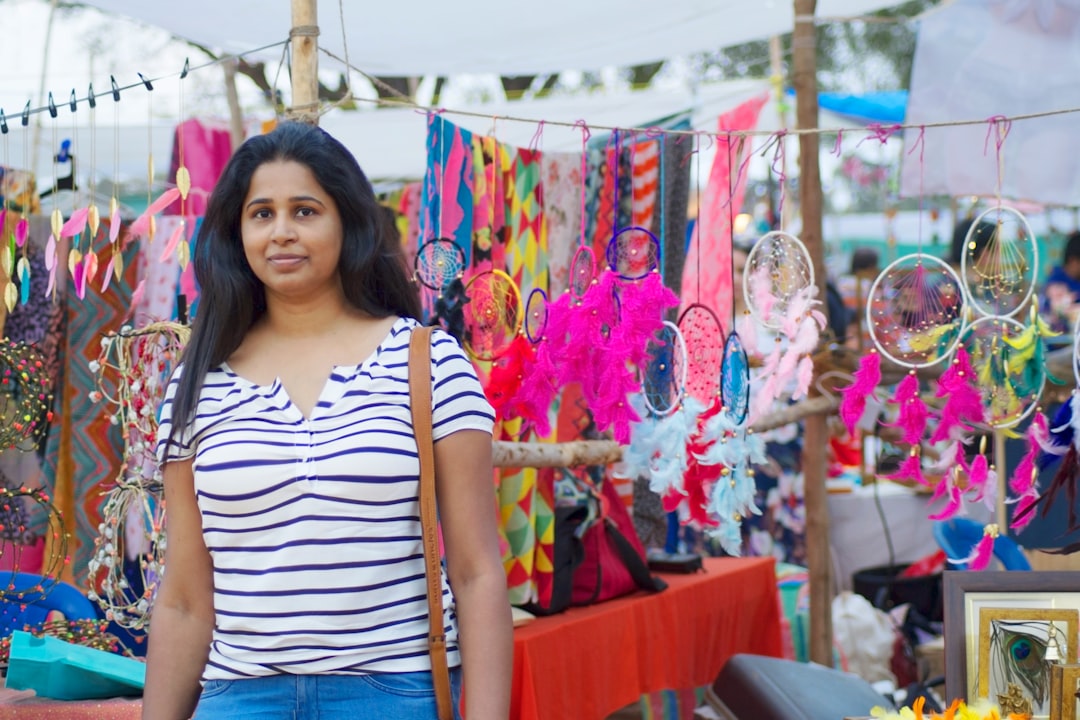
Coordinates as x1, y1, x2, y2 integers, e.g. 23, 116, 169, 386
691, 0, 942, 92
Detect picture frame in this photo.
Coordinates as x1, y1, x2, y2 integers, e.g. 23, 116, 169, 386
1049, 663, 1080, 720
944, 571, 1080, 717
976, 607, 1077, 715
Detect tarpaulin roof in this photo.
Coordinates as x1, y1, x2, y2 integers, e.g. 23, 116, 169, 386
78, 0, 912, 77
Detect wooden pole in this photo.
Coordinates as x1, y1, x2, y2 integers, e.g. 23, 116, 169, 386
792, 0, 834, 667
288, 0, 320, 124
222, 60, 246, 152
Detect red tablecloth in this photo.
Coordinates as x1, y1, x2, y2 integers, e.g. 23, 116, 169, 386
0, 557, 781, 720
511, 556, 783, 720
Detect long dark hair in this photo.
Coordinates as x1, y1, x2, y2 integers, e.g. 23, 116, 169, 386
168, 122, 420, 446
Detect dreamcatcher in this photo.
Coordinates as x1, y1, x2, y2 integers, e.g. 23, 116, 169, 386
676, 303, 724, 406
461, 268, 522, 362
87, 321, 189, 629
840, 254, 969, 492
1010, 308, 1080, 539
743, 230, 824, 422
415, 237, 467, 339
960, 206, 1038, 320
623, 321, 703, 514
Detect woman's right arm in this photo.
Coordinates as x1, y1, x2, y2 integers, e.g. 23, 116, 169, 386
141, 458, 215, 720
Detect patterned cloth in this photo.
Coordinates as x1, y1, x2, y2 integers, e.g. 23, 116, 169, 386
681, 94, 769, 335
135, 215, 185, 323
42, 218, 139, 586
539, 153, 582, 298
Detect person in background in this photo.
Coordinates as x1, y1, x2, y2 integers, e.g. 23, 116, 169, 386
142, 122, 511, 720
1040, 230, 1080, 335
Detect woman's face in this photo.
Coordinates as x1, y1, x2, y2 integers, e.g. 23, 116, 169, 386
241, 160, 344, 300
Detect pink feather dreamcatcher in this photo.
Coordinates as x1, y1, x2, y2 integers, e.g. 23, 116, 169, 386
741, 231, 822, 422
845, 254, 966, 492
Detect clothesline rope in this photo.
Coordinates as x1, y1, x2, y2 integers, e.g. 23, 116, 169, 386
316, 46, 1080, 143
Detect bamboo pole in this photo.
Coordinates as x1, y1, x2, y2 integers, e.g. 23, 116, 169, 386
288, 0, 320, 124
792, 0, 834, 667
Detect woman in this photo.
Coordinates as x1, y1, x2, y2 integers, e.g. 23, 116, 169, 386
143, 122, 512, 719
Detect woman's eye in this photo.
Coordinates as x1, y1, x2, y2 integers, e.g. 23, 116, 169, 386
296, 207, 316, 217
253, 208, 272, 219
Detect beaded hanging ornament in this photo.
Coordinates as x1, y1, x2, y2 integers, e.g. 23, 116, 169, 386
0, 485, 68, 607
87, 321, 189, 629
0, 339, 54, 452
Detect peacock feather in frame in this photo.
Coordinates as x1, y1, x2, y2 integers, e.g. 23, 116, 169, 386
976, 607, 1078, 716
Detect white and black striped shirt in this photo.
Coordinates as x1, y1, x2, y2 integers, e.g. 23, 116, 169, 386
155, 318, 495, 681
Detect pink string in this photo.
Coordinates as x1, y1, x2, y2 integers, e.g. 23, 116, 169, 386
770, 131, 788, 225
574, 119, 591, 247
908, 126, 927, 251
982, 115, 1012, 155
831, 129, 844, 157
856, 123, 902, 148
528, 120, 545, 153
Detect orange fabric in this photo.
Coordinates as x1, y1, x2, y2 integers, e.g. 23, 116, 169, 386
510, 557, 783, 720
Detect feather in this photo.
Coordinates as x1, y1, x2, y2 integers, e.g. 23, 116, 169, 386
129, 188, 182, 239
962, 524, 998, 571
838, 351, 881, 437
883, 372, 929, 445
159, 221, 187, 264
109, 207, 122, 245
14, 217, 28, 248
966, 453, 990, 503
884, 452, 928, 487
781, 288, 812, 340
737, 312, 758, 356
792, 355, 814, 401
60, 207, 90, 238
927, 483, 964, 521
790, 315, 820, 356
748, 265, 776, 325
777, 345, 801, 381
1009, 489, 1042, 533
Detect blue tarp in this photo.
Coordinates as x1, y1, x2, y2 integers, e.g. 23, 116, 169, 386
787, 90, 908, 125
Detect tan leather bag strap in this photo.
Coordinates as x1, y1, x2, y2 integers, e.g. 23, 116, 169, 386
408, 325, 454, 720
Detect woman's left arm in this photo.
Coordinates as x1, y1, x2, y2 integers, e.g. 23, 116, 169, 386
436, 428, 512, 720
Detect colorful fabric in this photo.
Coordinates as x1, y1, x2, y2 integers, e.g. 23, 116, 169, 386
0, 166, 39, 215
177, 218, 204, 320
135, 215, 185, 323
539, 153, 582, 297
164, 118, 233, 217
42, 219, 139, 586
630, 138, 660, 231
419, 116, 475, 264
680, 94, 769, 335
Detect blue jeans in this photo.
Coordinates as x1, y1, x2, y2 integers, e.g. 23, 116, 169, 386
193, 670, 463, 719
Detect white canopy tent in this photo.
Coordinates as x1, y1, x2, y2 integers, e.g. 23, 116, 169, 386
79, 0, 913, 77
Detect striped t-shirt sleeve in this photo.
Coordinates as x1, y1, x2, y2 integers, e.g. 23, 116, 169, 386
429, 329, 495, 441
155, 368, 196, 464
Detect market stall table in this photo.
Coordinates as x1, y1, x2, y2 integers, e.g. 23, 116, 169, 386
0, 558, 780, 720
511, 556, 782, 720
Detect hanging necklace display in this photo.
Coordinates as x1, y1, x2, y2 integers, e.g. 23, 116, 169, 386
87, 321, 189, 629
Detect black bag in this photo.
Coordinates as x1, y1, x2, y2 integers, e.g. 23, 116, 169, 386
520, 505, 588, 616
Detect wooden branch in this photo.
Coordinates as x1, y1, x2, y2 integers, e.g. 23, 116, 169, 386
491, 394, 840, 468
492, 440, 622, 468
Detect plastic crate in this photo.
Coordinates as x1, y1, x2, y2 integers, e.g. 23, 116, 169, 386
5, 631, 145, 700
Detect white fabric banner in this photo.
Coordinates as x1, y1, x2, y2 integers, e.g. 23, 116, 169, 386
900, 0, 1080, 205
